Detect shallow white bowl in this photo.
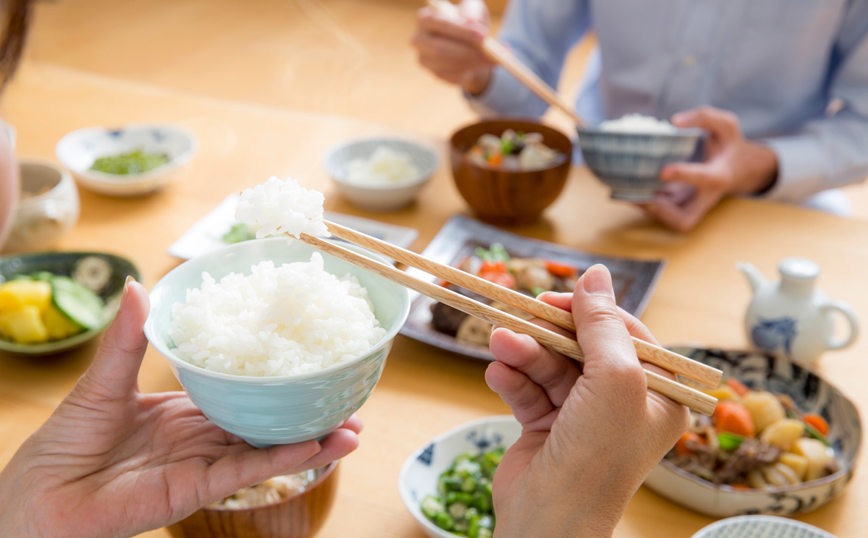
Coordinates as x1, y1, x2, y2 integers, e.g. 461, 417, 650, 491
55, 122, 198, 197
398, 415, 520, 538
322, 137, 438, 211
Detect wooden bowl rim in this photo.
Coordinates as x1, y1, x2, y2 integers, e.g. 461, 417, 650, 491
199, 460, 339, 513
449, 117, 573, 173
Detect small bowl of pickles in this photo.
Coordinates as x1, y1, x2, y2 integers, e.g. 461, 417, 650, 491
399, 415, 521, 538
0, 251, 140, 355
55, 122, 198, 197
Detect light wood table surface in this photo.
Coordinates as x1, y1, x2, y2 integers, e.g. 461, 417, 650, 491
1, 63, 867, 538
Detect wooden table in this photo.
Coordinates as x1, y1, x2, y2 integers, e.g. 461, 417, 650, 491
1, 63, 866, 538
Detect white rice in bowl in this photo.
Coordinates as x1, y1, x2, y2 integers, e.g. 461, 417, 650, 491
168, 253, 386, 376
599, 114, 678, 134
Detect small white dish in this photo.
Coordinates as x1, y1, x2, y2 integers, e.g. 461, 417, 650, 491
322, 137, 439, 211
167, 194, 418, 260
398, 415, 520, 538
691, 515, 837, 538
55, 122, 197, 197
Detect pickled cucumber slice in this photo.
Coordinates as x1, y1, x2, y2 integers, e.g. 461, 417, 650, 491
50, 276, 104, 330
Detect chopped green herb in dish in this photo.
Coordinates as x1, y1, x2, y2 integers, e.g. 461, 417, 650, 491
90, 150, 170, 175
420, 447, 502, 537
222, 222, 257, 244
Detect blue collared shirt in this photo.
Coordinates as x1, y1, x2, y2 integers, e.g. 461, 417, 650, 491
469, 0, 868, 204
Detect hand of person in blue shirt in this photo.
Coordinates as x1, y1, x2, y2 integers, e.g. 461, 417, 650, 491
642, 106, 780, 232
0, 279, 362, 538
485, 265, 689, 538
412, 0, 494, 95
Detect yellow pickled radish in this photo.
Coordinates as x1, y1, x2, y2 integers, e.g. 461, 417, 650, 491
0, 280, 52, 311
0, 305, 49, 344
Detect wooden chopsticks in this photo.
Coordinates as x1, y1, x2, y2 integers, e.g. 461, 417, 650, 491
299, 225, 719, 416
324, 220, 722, 389
426, 0, 586, 126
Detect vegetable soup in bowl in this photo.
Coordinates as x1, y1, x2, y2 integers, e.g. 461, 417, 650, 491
144, 237, 411, 447
644, 347, 860, 518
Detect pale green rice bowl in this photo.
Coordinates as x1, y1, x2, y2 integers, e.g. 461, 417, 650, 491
144, 237, 410, 447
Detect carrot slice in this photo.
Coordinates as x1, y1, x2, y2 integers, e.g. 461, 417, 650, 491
674, 431, 706, 456
725, 378, 750, 397
803, 413, 829, 436
713, 400, 756, 438
545, 260, 578, 278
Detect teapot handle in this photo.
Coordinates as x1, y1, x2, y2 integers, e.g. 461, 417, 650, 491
822, 300, 860, 350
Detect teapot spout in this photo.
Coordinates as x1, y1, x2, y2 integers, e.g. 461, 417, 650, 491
736, 261, 768, 294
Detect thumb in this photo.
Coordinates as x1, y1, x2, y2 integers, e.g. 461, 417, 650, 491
80, 278, 150, 401
571, 265, 646, 396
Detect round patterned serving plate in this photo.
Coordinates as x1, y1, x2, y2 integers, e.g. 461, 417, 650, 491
644, 346, 861, 518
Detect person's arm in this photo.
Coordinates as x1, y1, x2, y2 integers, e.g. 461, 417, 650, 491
468, 0, 591, 117
0, 122, 19, 249
761, 7, 868, 203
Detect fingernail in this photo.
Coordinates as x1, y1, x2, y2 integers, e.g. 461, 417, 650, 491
582, 265, 613, 296
120, 275, 136, 308
671, 112, 689, 125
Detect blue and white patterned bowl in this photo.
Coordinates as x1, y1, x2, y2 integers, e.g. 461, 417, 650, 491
691, 515, 837, 538
55, 122, 198, 197
645, 347, 861, 518
576, 127, 702, 202
322, 137, 439, 211
398, 415, 521, 538
144, 237, 411, 447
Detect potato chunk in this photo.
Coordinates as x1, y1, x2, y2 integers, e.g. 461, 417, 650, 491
742, 391, 786, 433
791, 438, 833, 481
760, 418, 806, 451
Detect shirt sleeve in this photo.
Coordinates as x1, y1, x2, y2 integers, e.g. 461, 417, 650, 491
761, 5, 868, 203
467, 0, 591, 118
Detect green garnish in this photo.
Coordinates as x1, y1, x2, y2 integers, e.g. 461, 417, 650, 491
718, 432, 745, 451
422, 448, 502, 537
222, 223, 257, 244
805, 423, 831, 447
90, 150, 170, 175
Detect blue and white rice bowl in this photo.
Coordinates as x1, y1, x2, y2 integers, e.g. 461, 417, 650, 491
56, 122, 198, 197
576, 127, 702, 202
644, 347, 860, 518
399, 415, 521, 538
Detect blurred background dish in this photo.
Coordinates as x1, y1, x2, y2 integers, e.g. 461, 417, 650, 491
144, 237, 411, 447
644, 346, 860, 518
576, 125, 702, 202
690, 515, 838, 538
167, 461, 340, 538
0, 251, 140, 355
449, 118, 572, 225
55, 122, 198, 197
399, 415, 521, 538
5, 158, 79, 253
322, 137, 438, 211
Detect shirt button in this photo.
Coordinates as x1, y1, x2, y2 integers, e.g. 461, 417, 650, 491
683, 55, 697, 67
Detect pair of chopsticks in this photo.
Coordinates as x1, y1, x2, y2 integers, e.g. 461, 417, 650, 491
426, 0, 586, 126
299, 222, 721, 416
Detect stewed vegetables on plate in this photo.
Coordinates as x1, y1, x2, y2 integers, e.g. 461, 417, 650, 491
667, 378, 838, 489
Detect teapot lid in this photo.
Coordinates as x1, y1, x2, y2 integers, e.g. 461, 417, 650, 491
779, 257, 820, 280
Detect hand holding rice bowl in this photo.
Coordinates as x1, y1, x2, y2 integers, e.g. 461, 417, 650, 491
144, 237, 410, 447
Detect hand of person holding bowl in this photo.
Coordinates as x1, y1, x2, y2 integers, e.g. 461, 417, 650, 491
485, 265, 690, 538
642, 106, 779, 233
0, 279, 362, 538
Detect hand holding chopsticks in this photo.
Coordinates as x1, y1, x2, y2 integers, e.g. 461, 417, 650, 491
299, 223, 720, 416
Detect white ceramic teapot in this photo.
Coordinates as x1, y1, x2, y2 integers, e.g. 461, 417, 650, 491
737, 257, 859, 368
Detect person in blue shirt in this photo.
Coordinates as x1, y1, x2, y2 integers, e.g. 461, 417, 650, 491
413, 0, 868, 231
